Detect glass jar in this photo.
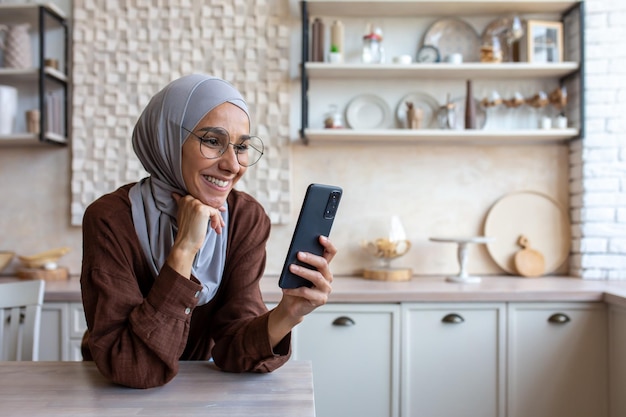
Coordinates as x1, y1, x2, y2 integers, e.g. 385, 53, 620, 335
324, 104, 343, 129
362, 28, 384, 63
480, 34, 503, 63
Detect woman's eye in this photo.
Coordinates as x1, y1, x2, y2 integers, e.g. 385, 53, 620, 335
233, 143, 249, 153
201, 137, 223, 148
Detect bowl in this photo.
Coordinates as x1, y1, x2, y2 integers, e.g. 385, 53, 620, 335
0, 251, 15, 272
18, 246, 71, 269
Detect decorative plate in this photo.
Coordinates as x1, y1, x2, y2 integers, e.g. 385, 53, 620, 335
423, 18, 481, 62
345, 94, 393, 129
451, 96, 487, 130
395, 92, 440, 129
483, 191, 571, 275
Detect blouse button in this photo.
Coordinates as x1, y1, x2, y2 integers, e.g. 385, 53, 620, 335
184, 307, 191, 315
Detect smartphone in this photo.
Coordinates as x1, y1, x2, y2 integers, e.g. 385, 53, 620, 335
278, 183, 343, 289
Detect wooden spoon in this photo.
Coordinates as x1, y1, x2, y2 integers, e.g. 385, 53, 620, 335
514, 235, 545, 277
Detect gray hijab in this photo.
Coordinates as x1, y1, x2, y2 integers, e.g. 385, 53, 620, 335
128, 74, 249, 305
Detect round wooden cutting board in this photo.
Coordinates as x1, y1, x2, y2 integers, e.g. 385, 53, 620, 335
484, 191, 570, 275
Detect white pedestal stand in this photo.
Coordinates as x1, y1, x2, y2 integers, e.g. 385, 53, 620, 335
430, 237, 495, 284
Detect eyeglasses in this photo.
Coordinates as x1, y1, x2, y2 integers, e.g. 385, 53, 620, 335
182, 126, 264, 167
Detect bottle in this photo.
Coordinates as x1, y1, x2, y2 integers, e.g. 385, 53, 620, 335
330, 20, 344, 62
361, 24, 384, 63
311, 18, 324, 62
464, 80, 477, 129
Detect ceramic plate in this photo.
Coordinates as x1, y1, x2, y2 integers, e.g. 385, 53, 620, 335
395, 92, 439, 129
345, 94, 393, 129
451, 96, 487, 130
423, 18, 481, 62
483, 191, 571, 275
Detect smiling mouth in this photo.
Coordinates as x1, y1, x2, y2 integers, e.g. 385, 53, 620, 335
203, 175, 229, 188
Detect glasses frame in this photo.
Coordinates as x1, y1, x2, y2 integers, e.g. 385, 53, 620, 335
182, 126, 264, 167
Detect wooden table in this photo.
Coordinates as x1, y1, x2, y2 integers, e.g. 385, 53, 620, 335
0, 360, 315, 417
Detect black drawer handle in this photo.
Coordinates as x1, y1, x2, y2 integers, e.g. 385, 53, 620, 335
442, 313, 464, 324
548, 313, 571, 324
332, 316, 355, 326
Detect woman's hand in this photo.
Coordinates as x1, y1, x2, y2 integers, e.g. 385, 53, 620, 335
268, 236, 337, 346
172, 193, 225, 249
167, 193, 226, 278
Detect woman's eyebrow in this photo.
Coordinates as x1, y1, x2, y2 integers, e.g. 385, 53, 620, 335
197, 126, 228, 135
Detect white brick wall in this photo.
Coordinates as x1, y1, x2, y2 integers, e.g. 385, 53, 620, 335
572, 0, 626, 280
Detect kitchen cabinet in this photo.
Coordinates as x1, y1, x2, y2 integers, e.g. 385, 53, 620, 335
292, 303, 400, 417
609, 304, 626, 417
299, 0, 583, 145
401, 303, 506, 417
507, 302, 607, 417
0, 3, 69, 146
39, 302, 69, 361
39, 302, 86, 361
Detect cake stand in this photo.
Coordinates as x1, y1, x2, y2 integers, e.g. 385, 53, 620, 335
430, 236, 495, 284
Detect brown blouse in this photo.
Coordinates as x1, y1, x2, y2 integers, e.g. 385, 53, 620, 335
80, 184, 290, 388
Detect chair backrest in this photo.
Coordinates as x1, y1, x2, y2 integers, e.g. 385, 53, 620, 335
0, 280, 45, 361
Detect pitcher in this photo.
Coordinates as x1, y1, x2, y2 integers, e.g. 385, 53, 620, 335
0, 24, 32, 69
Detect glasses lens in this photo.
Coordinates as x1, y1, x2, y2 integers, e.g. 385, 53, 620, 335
236, 136, 264, 167
198, 132, 229, 160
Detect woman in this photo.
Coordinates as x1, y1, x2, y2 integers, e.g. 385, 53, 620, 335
80, 74, 336, 388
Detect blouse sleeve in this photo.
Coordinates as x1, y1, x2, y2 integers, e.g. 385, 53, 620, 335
80, 195, 203, 389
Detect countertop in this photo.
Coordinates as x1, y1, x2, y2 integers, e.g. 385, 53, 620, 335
0, 360, 315, 417
5, 274, 626, 307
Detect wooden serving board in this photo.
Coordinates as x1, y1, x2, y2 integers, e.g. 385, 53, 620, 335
16, 267, 69, 281
362, 267, 413, 282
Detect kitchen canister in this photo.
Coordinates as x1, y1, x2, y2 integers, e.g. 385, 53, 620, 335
311, 18, 324, 62
0, 23, 32, 69
0, 85, 18, 134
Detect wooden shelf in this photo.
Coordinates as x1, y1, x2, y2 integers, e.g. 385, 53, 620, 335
302, 128, 579, 145
0, 132, 68, 146
0, 67, 68, 83
306, 0, 581, 17
0, 3, 65, 26
305, 62, 580, 80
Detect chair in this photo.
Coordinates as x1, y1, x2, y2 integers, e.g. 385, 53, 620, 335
0, 280, 45, 361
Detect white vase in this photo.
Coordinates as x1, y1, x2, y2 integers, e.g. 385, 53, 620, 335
0, 85, 18, 134
0, 23, 32, 69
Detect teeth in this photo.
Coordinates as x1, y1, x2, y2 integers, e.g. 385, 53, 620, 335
204, 175, 228, 187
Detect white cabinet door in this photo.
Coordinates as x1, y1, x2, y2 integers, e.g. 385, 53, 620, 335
609, 304, 626, 417
401, 303, 506, 417
69, 302, 87, 361
508, 302, 608, 417
39, 302, 69, 361
293, 304, 400, 417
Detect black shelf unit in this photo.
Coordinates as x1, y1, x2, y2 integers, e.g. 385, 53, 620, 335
0, 3, 69, 146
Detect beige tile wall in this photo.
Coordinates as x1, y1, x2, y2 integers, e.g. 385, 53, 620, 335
70, 0, 292, 225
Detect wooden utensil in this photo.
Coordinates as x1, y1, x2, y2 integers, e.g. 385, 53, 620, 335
514, 235, 545, 277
